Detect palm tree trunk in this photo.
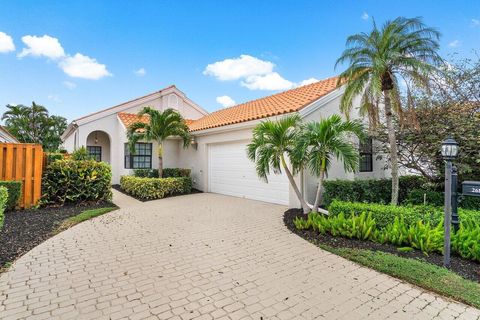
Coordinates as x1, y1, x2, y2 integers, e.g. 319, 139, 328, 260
158, 141, 164, 178
313, 163, 326, 213
384, 92, 400, 205
281, 155, 310, 214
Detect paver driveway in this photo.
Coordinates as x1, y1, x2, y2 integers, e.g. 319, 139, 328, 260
1, 193, 479, 320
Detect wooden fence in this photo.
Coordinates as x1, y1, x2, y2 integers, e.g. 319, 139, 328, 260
0, 143, 43, 208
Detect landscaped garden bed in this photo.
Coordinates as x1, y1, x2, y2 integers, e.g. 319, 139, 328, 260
117, 167, 198, 201
285, 206, 480, 308
0, 203, 117, 270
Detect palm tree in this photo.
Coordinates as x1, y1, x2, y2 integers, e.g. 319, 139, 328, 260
335, 17, 442, 205
295, 115, 365, 213
127, 107, 191, 178
247, 114, 310, 214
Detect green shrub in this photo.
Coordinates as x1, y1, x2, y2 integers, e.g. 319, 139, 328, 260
71, 146, 94, 161
459, 196, 480, 210
452, 221, 480, 262
44, 152, 65, 165
323, 175, 427, 206
404, 189, 444, 207
0, 186, 8, 230
120, 176, 192, 200
133, 169, 160, 178
162, 168, 191, 178
42, 159, 112, 206
0, 181, 22, 211
328, 200, 440, 228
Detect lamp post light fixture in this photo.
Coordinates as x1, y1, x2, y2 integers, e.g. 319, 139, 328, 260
441, 136, 459, 268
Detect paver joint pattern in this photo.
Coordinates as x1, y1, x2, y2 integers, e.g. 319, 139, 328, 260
0, 193, 479, 320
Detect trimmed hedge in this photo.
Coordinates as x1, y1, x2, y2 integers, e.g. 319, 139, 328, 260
42, 160, 112, 206
404, 189, 444, 207
120, 176, 192, 200
133, 168, 191, 179
0, 186, 8, 230
323, 175, 427, 206
44, 152, 65, 166
162, 168, 190, 178
328, 200, 480, 229
0, 181, 22, 211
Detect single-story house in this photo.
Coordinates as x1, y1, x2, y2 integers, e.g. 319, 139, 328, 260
62, 77, 388, 208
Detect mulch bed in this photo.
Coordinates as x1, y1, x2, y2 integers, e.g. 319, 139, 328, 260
112, 184, 202, 202
0, 202, 115, 268
284, 208, 480, 282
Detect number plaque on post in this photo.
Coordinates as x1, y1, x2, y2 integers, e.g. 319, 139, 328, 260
462, 181, 480, 197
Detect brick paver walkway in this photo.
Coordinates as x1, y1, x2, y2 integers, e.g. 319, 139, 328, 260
0, 193, 479, 320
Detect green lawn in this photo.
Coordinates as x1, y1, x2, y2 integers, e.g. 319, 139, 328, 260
56, 207, 117, 232
320, 244, 480, 308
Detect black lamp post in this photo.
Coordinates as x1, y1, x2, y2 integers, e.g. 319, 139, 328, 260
441, 136, 459, 268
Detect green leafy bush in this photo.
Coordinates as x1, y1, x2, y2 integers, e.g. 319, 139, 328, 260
42, 160, 112, 206
44, 152, 65, 166
323, 175, 427, 206
404, 189, 444, 207
133, 169, 160, 178
0, 186, 8, 230
0, 181, 22, 211
329, 200, 480, 229
120, 176, 192, 200
328, 200, 440, 228
452, 221, 480, 262
162, 168, 191, 178
71, 146, 94, 161
133, 168, 191, 179
459, 196, 480, 210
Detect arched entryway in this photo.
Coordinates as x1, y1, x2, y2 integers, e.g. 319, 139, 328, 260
86, 130, 111, 163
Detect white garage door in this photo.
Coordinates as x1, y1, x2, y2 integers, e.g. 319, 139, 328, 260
208, 141, 289, 205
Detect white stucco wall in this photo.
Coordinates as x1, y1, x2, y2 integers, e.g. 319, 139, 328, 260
62, 88, 207, 184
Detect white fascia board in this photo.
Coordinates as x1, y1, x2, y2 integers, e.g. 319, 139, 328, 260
61, 122, 78, 141
298, 86, 345, 119
76, 93, 161, 126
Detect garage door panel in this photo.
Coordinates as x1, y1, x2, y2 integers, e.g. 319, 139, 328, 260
208, 141, 289, 205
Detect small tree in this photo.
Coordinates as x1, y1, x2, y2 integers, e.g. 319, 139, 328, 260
127, 107, 191, 178
247, 114, 310, 213
294, 115, 365, 212
2, 102, 67, 151
335, 17, 442, 205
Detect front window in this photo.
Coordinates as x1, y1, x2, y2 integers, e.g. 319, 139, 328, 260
87, 146, 102, 162
359, 138, 373, 172
124, 143, 152, 169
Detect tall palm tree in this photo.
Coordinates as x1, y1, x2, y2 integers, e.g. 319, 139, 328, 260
335, 17, 442, 205
247, 114, 310, 214
127, 107, 191, 178
295, 115, 365, 212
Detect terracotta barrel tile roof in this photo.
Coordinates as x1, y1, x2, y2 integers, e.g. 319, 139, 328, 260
118, 113, 150, 127
118, 112, 194, 129
188, 76, 339, 131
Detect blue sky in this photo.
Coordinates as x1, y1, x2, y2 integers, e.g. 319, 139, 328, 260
0, 0, 479, 121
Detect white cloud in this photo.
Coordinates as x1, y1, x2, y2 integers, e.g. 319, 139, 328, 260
216, 95, 236, 108
471, 19, 480, 27
62, 81, 76, 89
134, 68, 146, 76
204, 54, 274, 81
59, 53, 112, 80
18, 35, 65, 59
361, 12, 369, 20
241, 72, 294, 91
47, 94, 61, 103
0, 32, 15, 53
448, 40, 460, 47
298, 77, 319, 86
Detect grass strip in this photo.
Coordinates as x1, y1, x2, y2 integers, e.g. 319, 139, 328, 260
56, 207, 117, 232
319, 244, 480, 308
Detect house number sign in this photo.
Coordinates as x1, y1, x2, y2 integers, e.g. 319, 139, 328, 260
462, 181, 480, 197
